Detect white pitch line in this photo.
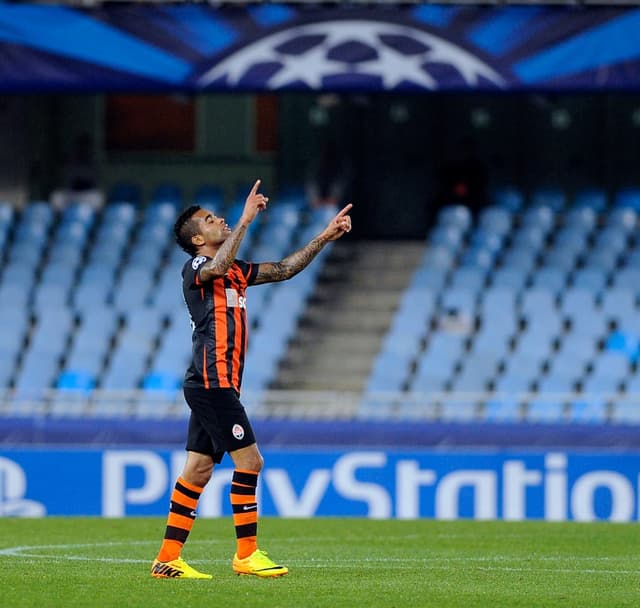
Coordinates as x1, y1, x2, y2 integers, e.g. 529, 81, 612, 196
0, 542, 637, 575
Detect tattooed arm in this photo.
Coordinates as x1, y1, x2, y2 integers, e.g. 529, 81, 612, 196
199, 179, 267, 281
254, 203, 353, 285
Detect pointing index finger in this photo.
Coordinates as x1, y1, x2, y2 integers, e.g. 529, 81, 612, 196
249, 179, 261, 196
336, 203, 353, 218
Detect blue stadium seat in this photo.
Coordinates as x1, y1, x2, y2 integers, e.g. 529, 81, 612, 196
436, 205, 472, 232
478, 206, 512, 237
600, 288, 636, 324
546, 352, 587, 384
450, 354, 498, 392
520, 287, 557, 318
483, 398, 521, 422
612, 268, 640, 292
511, 225, 547, 251
410, 267, 448, 291
604, 331, 638, 362
366, 351, 413, 393
573, 188, 607, 211
56, 370, 96, 393
606, 207, 637, 232
471, 331, 512, 360
564, 206, 597, 230
459, 248, 495, 271
521, 205, 555, 232
556, 332, 598, 364
614, 187, 640, 210
501, 250, 537, 274
152, 183, 182, 206
440, 287, 478, 317
429, 225, 465, 250
492, 186, 523, 211
512, 329, 555, 360
493, 370, 535, 395
593, 226, 629, 255
581, 372, 624, 395
536, 373, 576, 394
571, 268, 608, 294
531, 187, 566, 211
499, 352, 544, 385
531, 266, 568, 294
421, 245, 456, 270
490, 267, 528, 291
440, 398, 477, 422
526, 399, 565, 423
142, 371, 181, 395
582, 249, 619, 273
569, 398, 607, 424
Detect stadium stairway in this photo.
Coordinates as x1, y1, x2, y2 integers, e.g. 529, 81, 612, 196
274, 240, 425, 392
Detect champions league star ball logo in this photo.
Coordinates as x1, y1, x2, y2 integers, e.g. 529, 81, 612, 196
198, 20, 504, 91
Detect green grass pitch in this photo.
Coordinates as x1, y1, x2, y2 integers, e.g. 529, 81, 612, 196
0, 517, 638, 608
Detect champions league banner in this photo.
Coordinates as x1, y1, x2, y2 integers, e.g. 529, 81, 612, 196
1, 4, 640, 92
2, 447, 640, 521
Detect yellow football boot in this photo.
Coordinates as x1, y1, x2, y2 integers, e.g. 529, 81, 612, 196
232, 549, 288, 578
151, 557, 212, 579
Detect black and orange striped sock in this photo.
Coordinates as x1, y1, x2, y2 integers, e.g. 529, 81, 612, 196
230, 469, 259, 559
157, 477, 203, 562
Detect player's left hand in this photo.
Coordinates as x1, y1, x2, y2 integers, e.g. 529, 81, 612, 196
321, 203, 352, 241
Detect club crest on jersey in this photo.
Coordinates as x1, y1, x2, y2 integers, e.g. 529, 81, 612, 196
192, 256, 207, 270
232, 424, 245, 440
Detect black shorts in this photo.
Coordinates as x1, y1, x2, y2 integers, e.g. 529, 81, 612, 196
183, 386, 257, 464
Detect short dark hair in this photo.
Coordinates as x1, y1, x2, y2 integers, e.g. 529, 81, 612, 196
174, 205, 201, 255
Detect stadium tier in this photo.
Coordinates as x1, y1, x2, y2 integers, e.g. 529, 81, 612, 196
2, 186, 640, 424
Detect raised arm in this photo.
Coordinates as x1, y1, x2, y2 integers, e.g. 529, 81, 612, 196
254, 203, 352, 285
199, 179, 268, 281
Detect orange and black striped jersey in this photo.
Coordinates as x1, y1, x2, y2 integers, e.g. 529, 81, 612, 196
182, 256, 258, 393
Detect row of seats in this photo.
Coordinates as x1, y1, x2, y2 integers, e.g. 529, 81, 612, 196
363, 186, 640, 424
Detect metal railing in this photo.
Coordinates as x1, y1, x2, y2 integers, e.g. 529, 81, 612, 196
0, 389, 639, 423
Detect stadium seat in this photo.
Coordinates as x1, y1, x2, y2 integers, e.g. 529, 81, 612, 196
569, 398, 608, 424
614, 187, 640, 210
531, 187, 566, 211
564, 205, 597, 230
483, 398, 521, 422
437, 205, 472, 232
573, 188, 607, 211
531, 266, 568, 294
526, 399, 565, 423
478, 206, 512, 236
521, 205, 555, 232
492, 186, 524, 211
56, 370, 96, 393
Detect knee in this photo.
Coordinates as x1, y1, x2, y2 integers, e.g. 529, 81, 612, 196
247, 452, 264, 473
183, 458, 214, 488
237, 451, 264, 473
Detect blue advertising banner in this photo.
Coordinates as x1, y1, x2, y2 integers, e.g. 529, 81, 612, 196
1, 4, 640, 92
1, 447, 639, 521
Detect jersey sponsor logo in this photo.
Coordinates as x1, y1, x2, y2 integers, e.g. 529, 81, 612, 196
192, 256, 207, 270
232, 424, 245, 440
225, 288, 247, 309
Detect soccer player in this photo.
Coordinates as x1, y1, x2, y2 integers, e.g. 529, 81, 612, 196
151, 180, 352, 579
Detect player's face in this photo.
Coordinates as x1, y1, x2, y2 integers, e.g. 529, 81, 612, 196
193, 208, 231, 246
